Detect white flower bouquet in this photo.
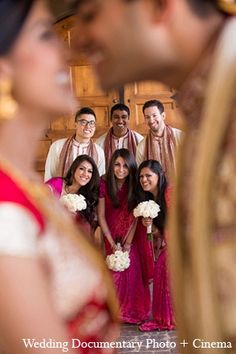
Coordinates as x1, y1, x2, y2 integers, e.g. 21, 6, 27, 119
60, 193, 87, 213
133, 200, 160, 240
106, 246, 130, 272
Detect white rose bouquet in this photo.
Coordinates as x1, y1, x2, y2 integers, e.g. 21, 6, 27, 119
133, 200, 160, 240
60, 193, 87, 213
106, 249, 130, 272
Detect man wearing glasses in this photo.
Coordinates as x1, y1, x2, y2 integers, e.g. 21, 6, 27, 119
44, 107, 105, 181
96, 103, 143, 168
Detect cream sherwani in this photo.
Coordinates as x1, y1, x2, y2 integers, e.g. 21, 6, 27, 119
96, 130, 143, 150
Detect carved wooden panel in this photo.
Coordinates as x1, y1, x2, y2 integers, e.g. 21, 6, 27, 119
124, 83, 185, 135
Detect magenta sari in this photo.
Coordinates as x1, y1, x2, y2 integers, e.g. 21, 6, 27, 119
139, 186, 175, 331
139, 247, 175, 331
99, 178, 152, 324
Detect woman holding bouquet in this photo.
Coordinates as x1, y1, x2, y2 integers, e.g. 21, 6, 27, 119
0, 1, 118, 353
137, 160, 175, 331
98, 148, 151, 324
46, 154, 99, 239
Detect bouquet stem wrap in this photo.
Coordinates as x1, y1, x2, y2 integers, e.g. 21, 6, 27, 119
147, 224, 153, 241
133, 200, 160, 241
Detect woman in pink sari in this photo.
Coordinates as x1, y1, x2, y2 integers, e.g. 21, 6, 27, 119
137, 160, 175, 331
0, 2, 119, 353
98, 148, 151, 324
46, 154, 99, 240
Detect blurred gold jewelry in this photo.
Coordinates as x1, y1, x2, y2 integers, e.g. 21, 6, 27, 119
218, 0, 236, 15
0, 79, 18, 120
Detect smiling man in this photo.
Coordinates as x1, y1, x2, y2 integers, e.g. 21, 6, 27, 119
73, 0, 236, 349
136, 100, 181, 179
44, 107, 105, 180
96, 103, 143, 168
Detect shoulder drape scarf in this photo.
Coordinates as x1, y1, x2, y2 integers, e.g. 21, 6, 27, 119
104, 128, 139, 168
145, 125, 178, 177
57, 134, 98, 177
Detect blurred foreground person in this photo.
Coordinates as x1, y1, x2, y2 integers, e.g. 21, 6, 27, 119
74, 0, 236, 352
0, 1, 118, 354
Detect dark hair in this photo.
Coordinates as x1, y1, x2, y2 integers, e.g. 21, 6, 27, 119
106, 148, 137, 211
69, 0, 85, 9
73, 0, 225, 21
137, 160, 167, 233
186, 0, 220, 18
142, 99, 164, 114
0, 0, 34, 55
64, 154, 99, 228
73, 0, 138, 9
111, 103, 130, 119
75, 107, 96, 122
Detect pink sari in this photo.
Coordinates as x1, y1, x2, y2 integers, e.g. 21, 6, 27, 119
99, 178, 152, 323
139, 187, 175, 331
0, 169, 119, 354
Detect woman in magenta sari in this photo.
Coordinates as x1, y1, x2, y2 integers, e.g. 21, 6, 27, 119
0, 1, 119, 353
137, 160, 175, 331
98, 148, 151, 324
46, 154, 99, 240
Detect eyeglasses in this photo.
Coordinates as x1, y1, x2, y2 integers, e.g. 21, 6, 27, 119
77, 119, 96, 127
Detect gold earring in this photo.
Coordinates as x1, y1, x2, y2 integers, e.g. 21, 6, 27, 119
218, 0, 236, 15
0, 79, 18, 120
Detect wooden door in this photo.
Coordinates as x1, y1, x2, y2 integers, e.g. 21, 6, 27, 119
124, 81, 185, 136
36, 15, 184, 177
36, 16, 118, 177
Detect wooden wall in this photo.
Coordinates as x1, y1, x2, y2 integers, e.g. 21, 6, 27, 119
36, 16, 184, 177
